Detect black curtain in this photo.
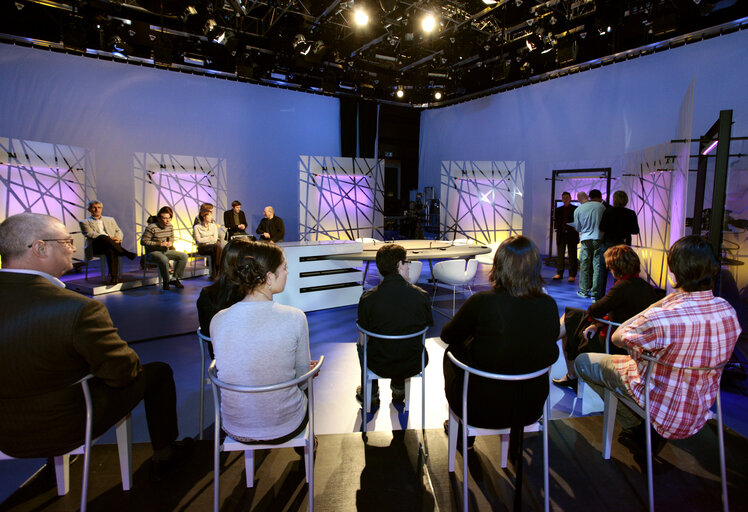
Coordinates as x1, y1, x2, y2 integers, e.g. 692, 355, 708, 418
340, 98, 357, 157
358, 101, 377, 158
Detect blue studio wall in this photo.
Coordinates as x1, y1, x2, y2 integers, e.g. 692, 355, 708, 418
0, 44, 341, 244
419, 28, 748, 249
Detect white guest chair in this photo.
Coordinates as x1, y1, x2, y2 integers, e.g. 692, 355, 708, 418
570, 317, 621, 399
196, 328, 212, 440
358, 324, 429, 434
209, 357, 324, 512
0, 375, 133, 512
601, 353, 729, 512
474, 242, 500, 266
446, 352, 551, 512
355, 237, 383, 244
432, 259, 478, 314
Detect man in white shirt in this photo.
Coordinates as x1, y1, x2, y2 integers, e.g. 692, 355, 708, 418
573, 189, 606, 300
79, 200, 136, 284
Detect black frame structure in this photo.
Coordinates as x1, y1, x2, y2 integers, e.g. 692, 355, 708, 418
547, 168, 612, 259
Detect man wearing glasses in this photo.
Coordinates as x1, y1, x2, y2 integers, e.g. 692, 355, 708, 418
141, 206, 188, 290
80, 200, 137, 284
355, 244, 433, 408
0, 213, 191, 479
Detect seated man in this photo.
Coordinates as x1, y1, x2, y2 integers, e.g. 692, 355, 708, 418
0, 213, 191, 480
356, 244, 433, 407
79, 200, 137, 284
575, 235, 741, 453
256, 206, 285, 243
223, 200, 248, 239
140, 206, 188, 290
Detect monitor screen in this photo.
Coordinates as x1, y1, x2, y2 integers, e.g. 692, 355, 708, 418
555, 200, 581, 208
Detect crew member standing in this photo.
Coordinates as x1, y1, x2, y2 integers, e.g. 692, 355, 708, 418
553, 191, 579, 282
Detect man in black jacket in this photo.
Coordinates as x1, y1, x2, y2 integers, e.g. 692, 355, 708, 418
256, 206, 285, 242
223, 200, 248, 239
553, 191, 579, 282
356, 244, 433, 407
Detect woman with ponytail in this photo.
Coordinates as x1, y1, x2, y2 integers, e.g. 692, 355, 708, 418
210, 241, 314, 443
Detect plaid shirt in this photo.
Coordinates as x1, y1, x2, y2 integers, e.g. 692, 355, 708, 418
612, 290, 741, 439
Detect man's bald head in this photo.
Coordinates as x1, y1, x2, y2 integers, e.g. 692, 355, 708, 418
0, 213, 71, 275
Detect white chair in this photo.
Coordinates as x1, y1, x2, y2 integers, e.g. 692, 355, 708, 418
601, 354, 729, 512
358, 324, 429, 434
197, 328, 212, 440
208, 357, 324, 512
375, 260, 424, 285
446, 352, 551, 512
432, 258, 479, 315
0, 375, 133, 512
450, 237, 472, 245
355, 237, 382, 245
474, 242, 500, 266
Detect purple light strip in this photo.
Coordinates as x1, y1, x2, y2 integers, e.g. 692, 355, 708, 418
701, 140, 718, 155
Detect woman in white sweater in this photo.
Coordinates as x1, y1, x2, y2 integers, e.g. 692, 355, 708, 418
193, 209, 222, 279
210, 242, 313, 443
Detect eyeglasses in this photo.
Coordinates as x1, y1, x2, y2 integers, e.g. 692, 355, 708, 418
28, 238, 75, 248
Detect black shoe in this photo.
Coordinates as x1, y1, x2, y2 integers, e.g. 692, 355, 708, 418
552, 374, 579, 393
172, 278, 184, 289
577, 290, 591, 298
355, 386, 380, 409
125, 251, 137, 260
619, 423, 667, 456
150, 437, 195, 482
162, 281, 170, 290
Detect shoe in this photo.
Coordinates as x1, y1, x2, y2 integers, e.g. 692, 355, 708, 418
552, 274, 562, 280
619, 423, 666, 456
162, 281, 170, 291
443, 419, 474, 451
355, 385, 380, 409
125, 251, 137, 260
150, 437, 195, 482
552, 374, 579, 393
577, 290, 590, 298
568, 276, 575, 283
108, 276, 119, 285
391, 389, 406, 402
172, 278, 184, 289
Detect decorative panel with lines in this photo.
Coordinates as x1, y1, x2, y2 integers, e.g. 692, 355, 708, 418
0, 137, 95, 263
439, 161, 524, 244
299, 156, 384, 241
133, 153, 228, 254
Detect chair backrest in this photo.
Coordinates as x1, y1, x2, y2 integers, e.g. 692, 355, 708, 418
639, 353, 728, 408
208, 356, 324, 395
433, 258, 478, 284
407, 260, 423, 284
591, 317, 622, 354
197, 328, 211, 359
446, 351, 551, 423
357, 324, 429, 375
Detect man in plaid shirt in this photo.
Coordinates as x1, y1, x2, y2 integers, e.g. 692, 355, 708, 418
575, 235, 741, 452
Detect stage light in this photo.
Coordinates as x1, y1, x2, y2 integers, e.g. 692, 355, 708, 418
354, 9, 369, 26
422, 14, 436, 33
482, 0, 497, 4
434, 91, 442, 100
396, 88, 404, 98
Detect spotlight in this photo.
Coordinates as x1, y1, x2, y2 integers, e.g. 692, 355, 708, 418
14, 2, 24, 10
515, 0, 522, 6
354, 9, 369, 26
434, 91, 442, 100
422, 14, 436, 33
396, 88, 404, 98
482, 0, 497, 4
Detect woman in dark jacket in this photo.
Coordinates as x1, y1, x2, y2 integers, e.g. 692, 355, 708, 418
553, 244, 660, 390
442, 235, 560, 430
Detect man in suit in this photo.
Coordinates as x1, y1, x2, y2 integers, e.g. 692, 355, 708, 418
223, 200, 248, 239
256, 206, 285, 243
79, 200, 137, 284
0, 213, 191, 480
553, 191, 579, 282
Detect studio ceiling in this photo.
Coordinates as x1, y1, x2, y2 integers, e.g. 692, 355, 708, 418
1, 0, 746, 106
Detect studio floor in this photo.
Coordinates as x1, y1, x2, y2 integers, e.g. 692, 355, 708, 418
2, 261, 747, 511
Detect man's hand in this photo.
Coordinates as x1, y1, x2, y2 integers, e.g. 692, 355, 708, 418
310, 360, 320, 378
111, 237, 122, 243
263, 232, 270, 238
160, 241, 171, 247
583, 324, 598, 340
238, 224, 246, 230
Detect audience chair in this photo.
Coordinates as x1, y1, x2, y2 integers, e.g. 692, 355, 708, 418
197, 328, 212, 440
432, 258, 478, 315
190, 251, 212, 278
601, 354, 729, 512
208, 357, 324, 512
446, 352, 551, 512
0, 375, 132, 512
84, 255, 123, 281
357, 324, 429, 435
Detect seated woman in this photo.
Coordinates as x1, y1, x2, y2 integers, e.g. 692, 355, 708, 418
196, 238, 252, 357
442, 236, 559, 447
193, 208, 222, 280
553, 244, 660, 390
210, 242, 314, 443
